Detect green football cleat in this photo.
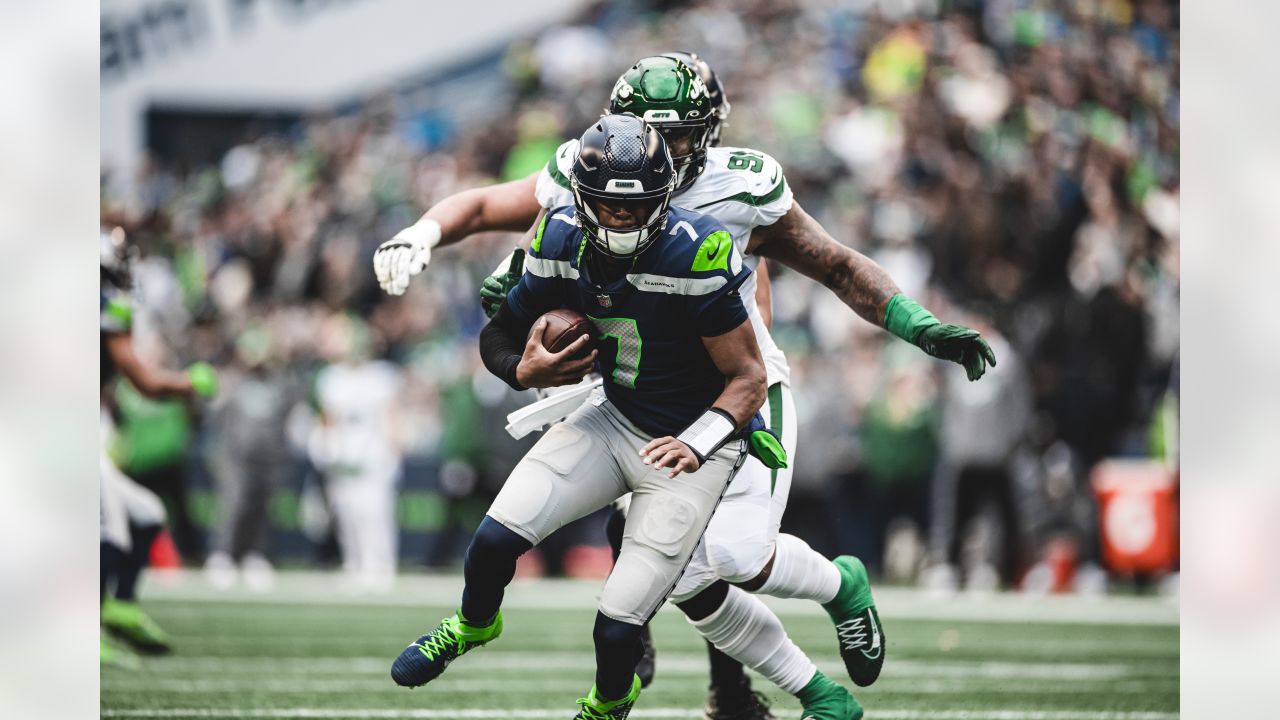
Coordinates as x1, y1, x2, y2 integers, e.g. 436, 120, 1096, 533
796, 671, 863, 720
101, 598, 172, 654
100, 629, 141, 670
573, 674, 641, 720
821, 556, 884, 687
391, 611, 503, 687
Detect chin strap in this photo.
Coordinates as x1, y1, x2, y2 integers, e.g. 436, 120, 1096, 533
677, 407, 738, 465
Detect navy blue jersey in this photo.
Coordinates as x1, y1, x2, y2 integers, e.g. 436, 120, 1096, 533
506, 205, 757, 438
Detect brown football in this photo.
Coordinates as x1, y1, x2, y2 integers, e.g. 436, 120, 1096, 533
534, 309, 597, 359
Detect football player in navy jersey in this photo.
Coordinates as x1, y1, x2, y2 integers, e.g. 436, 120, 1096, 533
99, 229, 218, 667
390, 115, 863, 720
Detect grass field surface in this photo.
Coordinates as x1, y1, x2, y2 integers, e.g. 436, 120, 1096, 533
102, 572, 1179, 719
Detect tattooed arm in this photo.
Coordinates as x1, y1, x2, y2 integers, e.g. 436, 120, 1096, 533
749, 201, 998, 380
747, 202, 900, 327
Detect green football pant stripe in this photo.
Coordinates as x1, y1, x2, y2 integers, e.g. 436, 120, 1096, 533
768, 382, 783, 495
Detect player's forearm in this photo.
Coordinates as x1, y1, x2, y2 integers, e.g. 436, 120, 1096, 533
753, 203, 901, 327
106, 334, 193, 398
753, 259, 773, 329
479, 305, 529, 391
702, 319, 767, 428
713, 370, 766, 430
423, 175, 541, 247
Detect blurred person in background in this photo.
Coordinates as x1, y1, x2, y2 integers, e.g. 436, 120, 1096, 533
100, 227, 218, 667
921, 313, 1030, 593
307, 312, 405, 593
852, 345, 939, 584
204, 319, 305, 591
108, 341, 201, 563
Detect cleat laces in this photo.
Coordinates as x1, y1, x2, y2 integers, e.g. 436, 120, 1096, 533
575, 697, 631, 720
415, 619, 464, 661
836, 617, 868, 650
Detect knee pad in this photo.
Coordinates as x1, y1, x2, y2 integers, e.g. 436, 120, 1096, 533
465, 516, 532, 570
674, 579, 730, 622
705, 534, 773, 585
593, 611, 643, 652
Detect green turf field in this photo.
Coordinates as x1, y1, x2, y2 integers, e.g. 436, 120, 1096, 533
101, 572, 1178, 719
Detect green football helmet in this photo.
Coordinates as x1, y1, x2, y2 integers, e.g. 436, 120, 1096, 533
661, 51, 730, 146
608, 55, 713, 191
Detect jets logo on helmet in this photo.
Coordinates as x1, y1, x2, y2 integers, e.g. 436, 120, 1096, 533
661, 51, 731, 147
569, 114, 676, 260
608, 56, 713, 191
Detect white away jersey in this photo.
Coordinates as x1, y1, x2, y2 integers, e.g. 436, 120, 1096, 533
535, 141, 795, 384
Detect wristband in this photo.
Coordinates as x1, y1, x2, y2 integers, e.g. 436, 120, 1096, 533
884, 293, 940, 344
677, 407, 738, 464
407, 217, 442, 249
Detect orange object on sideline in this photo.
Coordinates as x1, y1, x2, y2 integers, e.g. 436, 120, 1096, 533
148, 528, 182, 569
1091, 459, 1178, 573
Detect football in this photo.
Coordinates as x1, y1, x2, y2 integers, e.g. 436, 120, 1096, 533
534, 309, 597, 359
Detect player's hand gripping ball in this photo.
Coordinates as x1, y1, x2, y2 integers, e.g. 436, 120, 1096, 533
515, 310, 598, 389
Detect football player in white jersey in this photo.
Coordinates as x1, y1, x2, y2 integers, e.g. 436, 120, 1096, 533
374, 54, 995, 719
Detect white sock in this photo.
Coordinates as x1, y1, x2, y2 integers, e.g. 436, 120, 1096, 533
756, 533, 842, 603
690, 586, 817, 695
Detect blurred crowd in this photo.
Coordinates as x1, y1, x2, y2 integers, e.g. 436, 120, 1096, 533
101, 0, 1178, 594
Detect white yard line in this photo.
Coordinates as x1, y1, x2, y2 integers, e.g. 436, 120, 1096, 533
141, 570, 1178, 626
128, 654, 1149, 681
102, 709, 1179, 719
103, 677, 1173, 695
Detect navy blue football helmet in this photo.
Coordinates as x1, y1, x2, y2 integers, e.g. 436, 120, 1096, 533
570, 114, 676, 259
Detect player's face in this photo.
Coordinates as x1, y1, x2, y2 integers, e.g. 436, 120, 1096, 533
659, 126, 697, 158
593, 198, 659, 230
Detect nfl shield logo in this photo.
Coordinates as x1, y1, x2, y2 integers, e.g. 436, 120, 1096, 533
597, 294, 612, 308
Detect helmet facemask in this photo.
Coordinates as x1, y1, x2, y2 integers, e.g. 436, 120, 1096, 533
654, 123, 712, 192
573, 179, 673, 259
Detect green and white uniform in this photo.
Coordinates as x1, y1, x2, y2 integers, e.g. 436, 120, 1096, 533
536, 140, 799, 594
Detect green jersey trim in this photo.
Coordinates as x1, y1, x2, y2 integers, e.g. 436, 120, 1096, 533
531, 214, 549, 254
694, 176, 788, 210
767, 382, 783, 494
102, 296, 133, 332
545, 154, 571, 191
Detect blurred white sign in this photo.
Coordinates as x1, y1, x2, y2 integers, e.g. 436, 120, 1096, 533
101, 0, 590, 174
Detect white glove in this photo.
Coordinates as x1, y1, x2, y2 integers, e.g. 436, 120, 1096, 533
373, 218, 442, 295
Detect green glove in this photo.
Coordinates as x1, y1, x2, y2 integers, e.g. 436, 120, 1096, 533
884, 294, 998, 381
749, 429, 788, 470
187, 362, 219, 398
480, 248, 526, 318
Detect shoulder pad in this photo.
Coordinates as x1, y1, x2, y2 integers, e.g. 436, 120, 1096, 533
548, 140, 578, 190
100, 291, 133, 333
662, 208, 742, 277
716, 146, 787, 205
529, 206, 580, 261
535, 140, 578, 210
